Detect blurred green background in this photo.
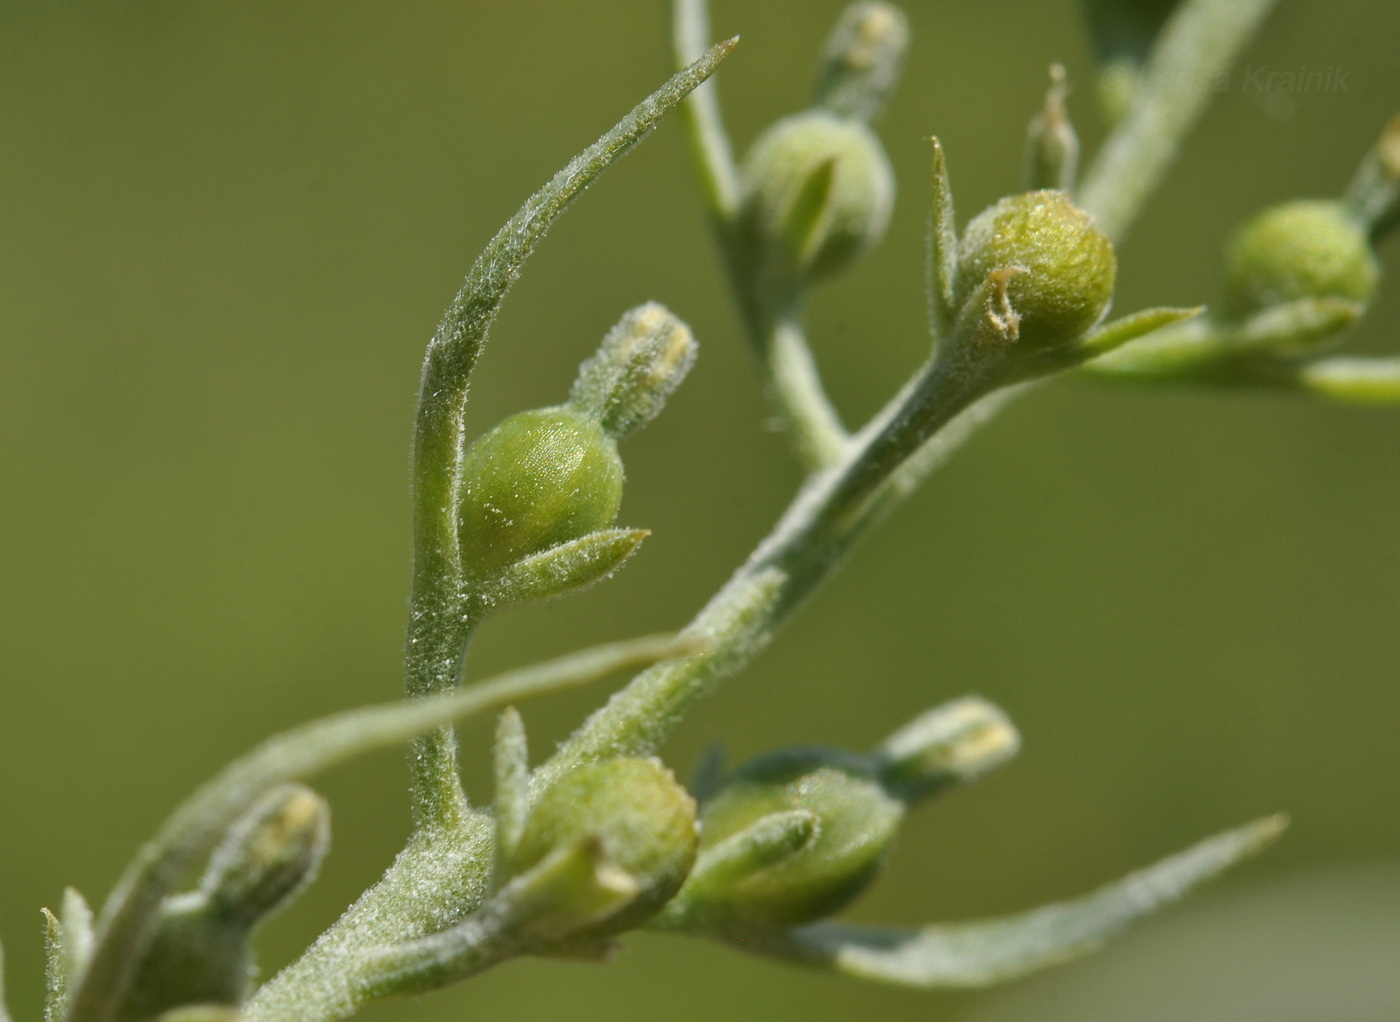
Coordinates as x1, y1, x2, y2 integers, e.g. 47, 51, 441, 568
2, 2, 1398, 1020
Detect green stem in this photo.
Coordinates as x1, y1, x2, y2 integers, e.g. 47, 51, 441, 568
760, 309, 851, 470
674, 0, 741, 222
404, 577, 477, 830
1078, 0, 1279, 243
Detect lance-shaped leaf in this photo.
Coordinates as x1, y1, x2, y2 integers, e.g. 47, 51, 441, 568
492, 708, 530, 878
65, 632, 700, 1022
755, 815, 1284, 987
926, 138, 959, 344
1078, 306, 1202, 359
476, 529, 649, 609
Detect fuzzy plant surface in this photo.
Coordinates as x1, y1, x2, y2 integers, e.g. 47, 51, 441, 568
3, 1, 1399, 1021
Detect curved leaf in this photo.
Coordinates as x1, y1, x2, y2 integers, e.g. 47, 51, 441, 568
759, 815, 1285, 987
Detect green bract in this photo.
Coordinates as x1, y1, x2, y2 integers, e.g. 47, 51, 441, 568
738, 110, 894, 297
456, 407, 624, 576
684, 748, 904, 930
507, 758, 699, 936
955, 190, 1117, 350
1224, 199, 1380, 318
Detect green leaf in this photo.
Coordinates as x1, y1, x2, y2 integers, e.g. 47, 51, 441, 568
763, 815, 1285, 987
477, 529, 649, 609
492, 708, 529, 873
926, 138, 959, 343
65, 632, 701, 1022
1078, 306, 1203, 357
43, 907, 65, 1022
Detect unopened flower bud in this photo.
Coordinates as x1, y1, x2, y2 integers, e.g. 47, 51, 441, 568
201, 784, 330, 925
738, 110, 894, 300
954, 190, 1116, 351
1224, 200, 1380, 319
812, 2, 909, 123
569, 303, 698, 440
679, 747, 903, 931
505, 758, 698, 937
873, 697, 1020, 803
456, 407, 624, 577
119, 787, 329, 1020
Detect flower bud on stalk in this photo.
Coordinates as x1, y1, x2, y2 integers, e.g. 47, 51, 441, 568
116, 786, 330, 1021
1224, 200, 1380, 320
812, 2, 909, 123
454, 304, 695, 584
874, 697, 1020, 803
737, 110, 894, 303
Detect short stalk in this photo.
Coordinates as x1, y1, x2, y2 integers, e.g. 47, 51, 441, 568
757, 306, 851, 470
404, 567, 478, 831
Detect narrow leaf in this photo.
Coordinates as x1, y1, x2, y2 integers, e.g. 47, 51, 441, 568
66, 631, 700, 1022
1079, 306, 1203, 357
62, 887, 96, 980
493, 708, 529, 869
769, 815, 1285, 987
43, 907, 65, 1022
1234, 296, 1362, 354
478, 529, 649, 609
684, 811, 818, 903
926, 138, 959, 344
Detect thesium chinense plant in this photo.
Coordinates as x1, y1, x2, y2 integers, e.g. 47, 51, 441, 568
4, 0, 1399, 1019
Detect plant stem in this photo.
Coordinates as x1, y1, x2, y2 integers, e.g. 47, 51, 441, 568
1078, 0, 1279, 242
759, 309, 851, 470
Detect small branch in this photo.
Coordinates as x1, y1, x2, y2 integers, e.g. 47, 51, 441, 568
1078, 0, 1279, 242
764, 313, 851, 469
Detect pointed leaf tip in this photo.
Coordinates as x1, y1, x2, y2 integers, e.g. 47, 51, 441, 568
765, 815, 1285, 988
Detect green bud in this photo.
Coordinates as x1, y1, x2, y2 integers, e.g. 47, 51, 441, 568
506, 758, 698, 937
873, 697, 1020, 803
738, 110, 895, 300
117, 787, 328, 1020
812, 2, 909, 123
456, 407, 624, 577
680, 747, 903, 931
954, 190, 1117, 352
1224, 200, 1380, 319
1024, 65, 1079, 193
200, 784, 331, 925
569, 303, 698, 440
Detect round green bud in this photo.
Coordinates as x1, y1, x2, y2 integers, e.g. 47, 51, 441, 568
1224, 199, 1380, 318
456, 406, 624, 576
509, 758, 698, 936
693, 747, 904, 929
955, 190, 1117, 350
739, 110, 894, 297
